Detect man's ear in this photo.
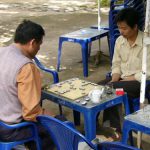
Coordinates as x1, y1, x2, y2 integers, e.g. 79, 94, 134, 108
134, 24, 138, 30
29, 39, 36, 46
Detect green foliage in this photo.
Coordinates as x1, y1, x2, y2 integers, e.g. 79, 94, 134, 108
96, 0, 124, 7
101, 0, 109, 6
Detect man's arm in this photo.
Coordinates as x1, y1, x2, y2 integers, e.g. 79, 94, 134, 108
111, 37, 122, 82
121, 75, 136, 81
111, 73, 121, 82
17, 63, 54, 122
131, 46, 150, 82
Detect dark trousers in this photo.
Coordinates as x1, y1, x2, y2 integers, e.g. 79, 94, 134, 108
98, 78, 141, 131
0, 122, 55, 150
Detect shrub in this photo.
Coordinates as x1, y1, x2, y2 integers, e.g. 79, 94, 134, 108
97, 0, 124, 7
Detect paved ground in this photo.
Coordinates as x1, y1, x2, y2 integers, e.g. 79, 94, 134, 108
0, 0, 150, 149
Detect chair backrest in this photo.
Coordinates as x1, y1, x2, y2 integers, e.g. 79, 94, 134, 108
98, 142, 141, 150
37, 115, 97, 150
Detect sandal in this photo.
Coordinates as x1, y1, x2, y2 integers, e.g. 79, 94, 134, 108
96, 127, 122, 142
109, 128, 122, 141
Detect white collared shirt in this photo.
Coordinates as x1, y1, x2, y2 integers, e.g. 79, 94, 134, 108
112, 30, 150, 82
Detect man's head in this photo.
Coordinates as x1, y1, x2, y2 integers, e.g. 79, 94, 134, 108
14, 20, 45, 58
115, 8, 139, 39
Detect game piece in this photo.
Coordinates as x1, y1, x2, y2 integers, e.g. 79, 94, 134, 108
81, 101, 87, 105
79, 87, 85, 90
85, 97, 90, 101
75, 99, 80, 103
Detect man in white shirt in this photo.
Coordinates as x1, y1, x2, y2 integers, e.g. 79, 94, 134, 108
100, 8, 150, 134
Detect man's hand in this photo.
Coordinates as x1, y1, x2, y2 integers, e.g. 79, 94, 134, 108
121, 75, 135, 81
111, 73, 121, 82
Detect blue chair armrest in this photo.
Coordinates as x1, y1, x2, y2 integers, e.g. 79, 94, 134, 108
0, 121, 41, 149
106, 71, 112, 79
0, 121, 39, 140
34, 56, 59, 84
0, 121, 36, 129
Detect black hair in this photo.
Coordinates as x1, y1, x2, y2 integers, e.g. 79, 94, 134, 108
14, 20, 45, 44
115, 8, 139, 28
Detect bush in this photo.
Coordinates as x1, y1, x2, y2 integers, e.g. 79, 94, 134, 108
101, 0, 109, 6
97, 0, 124, 7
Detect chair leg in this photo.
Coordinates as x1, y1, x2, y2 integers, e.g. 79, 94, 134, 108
132, 98, 140, 112
35, 138, 42, 150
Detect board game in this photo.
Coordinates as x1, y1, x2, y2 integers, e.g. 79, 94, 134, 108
45, 78, 103, 100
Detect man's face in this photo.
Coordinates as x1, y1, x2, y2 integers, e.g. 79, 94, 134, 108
117, 21, 137, 39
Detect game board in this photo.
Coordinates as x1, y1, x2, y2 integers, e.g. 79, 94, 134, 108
46, 78, 103, 100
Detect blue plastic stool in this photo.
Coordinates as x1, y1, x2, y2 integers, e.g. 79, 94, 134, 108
122, 106, 150, 145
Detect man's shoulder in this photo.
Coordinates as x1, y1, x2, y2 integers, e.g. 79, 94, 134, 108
115, 35, 125, 44
3, 44, 33, 66
117, 35, 125, 40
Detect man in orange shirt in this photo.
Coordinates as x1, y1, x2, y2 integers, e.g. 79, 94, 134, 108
0, 20, 55, 149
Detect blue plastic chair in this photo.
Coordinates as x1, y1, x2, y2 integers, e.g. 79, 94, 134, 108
37, 115, 140, 150
33, 56, 63, 115
98, 142, 140, 150
37, 115, 97, 150
0, 121, 41, 150
34, 56, 59, 84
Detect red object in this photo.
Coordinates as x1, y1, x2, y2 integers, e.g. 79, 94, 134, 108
115, 88, 125, 95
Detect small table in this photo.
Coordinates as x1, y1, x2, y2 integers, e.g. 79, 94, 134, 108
57, 28, 109, 77
42, 78, 130, 141
122, 105, 150, 144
